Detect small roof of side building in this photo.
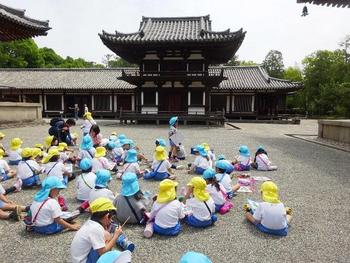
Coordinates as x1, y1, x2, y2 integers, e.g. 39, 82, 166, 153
297, 0, 350, 7
0, 3, 51, 41
213, 66, 303, 92
0, 68, 135, 90
100, 15, 246, 64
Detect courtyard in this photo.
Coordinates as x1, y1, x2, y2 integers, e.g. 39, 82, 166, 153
0, 120, 349, 263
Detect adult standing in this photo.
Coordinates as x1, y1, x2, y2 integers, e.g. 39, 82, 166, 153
84, 104, 89, 114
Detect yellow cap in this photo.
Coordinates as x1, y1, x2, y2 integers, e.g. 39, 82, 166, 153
201, 143, 210, 153
71, 132, 79, 140
155, 146, 167, 161
10, 137, 23, 150
95, 146, 106, 158
34, 143, 44, 150
111, 131, 117, 135
83, 112, 92, 120
58, 142, 68, 152
187, 177, 210, 201
0, 149, 4, 159
31, 148, 43, 158
90, 197, 116, 214
261, 181, 280, 204
45, 135, 54, 148
0, 132, 5, 139
42, 148, 60, 164
157, 179, 178, 204
21, 147, 33, 158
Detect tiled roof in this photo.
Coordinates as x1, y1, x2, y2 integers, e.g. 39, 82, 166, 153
214, 66, 303, 91
0, 3, 50, 41
0, 68, 135, 90
297, 0, 350, 7
99, 15, 245, 44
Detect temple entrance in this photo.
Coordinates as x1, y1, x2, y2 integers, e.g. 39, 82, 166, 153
211, 95, 227, 112
159, 90, 186, 113
257, 94, 277, 116
64, 95, 91, 117
117, 94, 132, 112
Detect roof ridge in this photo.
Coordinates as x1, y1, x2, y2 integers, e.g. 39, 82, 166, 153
141, 15, 210, 21
0, 67, 138, 71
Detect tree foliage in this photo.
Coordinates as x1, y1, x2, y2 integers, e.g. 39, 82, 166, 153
262, 50, 284, 78
102, 54, 136, 68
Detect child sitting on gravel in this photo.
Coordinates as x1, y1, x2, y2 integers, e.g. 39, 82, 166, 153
89, 169, 115, 204
232, 145, 252, 171
8, 137, 23, 165
183, 177, 217, 228
0, 183, 26, 221
17, 148, 42, 188
92, 147, 116, 173
0, 149, 16, 181
215, 160, 240, 199
188, 145, 212, 175
252, 146, 277, 171
202, 168, 227, 212
144, 146, 174, 181
244, 181, 291, 236
76, 158, 96, 202
44, 135, 58, 153
217, 154, 234, 174
116, 149, 142, 179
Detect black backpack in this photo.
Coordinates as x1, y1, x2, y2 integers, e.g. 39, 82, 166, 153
50, 117, 64, 126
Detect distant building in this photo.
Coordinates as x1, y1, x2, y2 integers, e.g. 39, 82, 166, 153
297, 0, 350, 8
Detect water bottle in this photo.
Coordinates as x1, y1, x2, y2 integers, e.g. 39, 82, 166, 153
116, 234, 135, 252
108, 222, 119, 234
143, 191, 152, 206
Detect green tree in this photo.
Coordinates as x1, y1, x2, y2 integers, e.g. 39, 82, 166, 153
108, 56, 136, 68
262, 50, 284, 78
284, 67, 304, 112
39, 47, 64, 67
239, 60, 258, 66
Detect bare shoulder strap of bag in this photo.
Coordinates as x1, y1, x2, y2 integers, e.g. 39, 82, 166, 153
32, 198, 50, 223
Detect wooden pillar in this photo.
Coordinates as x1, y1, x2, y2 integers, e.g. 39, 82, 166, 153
251, 95, 255, 112
91, 95, 95, 110
231, 95, 235, 112
61, 95, 64, 111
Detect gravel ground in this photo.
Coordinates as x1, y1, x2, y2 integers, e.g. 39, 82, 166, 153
0, 119, 349, 263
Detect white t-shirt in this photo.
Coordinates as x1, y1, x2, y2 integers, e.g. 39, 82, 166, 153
151, 200, 185, 229
193, 156, 212, 170
120, 162, 140, 174
206, 184, 226, 206
253, 202, 287, 230
44, 162, 68, 181
17, 160, 41, 180
70, 219, 105, 263
0, 184, 5, 195
59, 152, 70, 163
82, 119, 96, 134
237, 155, 251, 166
89, 188, 115, 204
8, 149, 22, 161
215, 173, 232, 193
151, 160, 171, 173
256, 153, 272, 171
186, 197, 215, 221
208, 150, 216, 162
92, 157, 114, 173
76, 172, 96, 201
112, 147, 124, 158
78, 148, 96, 160
0, 159, 10, 173
30, 198, 62, 226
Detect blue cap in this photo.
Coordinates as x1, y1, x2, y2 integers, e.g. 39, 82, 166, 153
217, 154, 226, 160
96, 250, 132, 263
239, 145, 250, 157
202, 168, 215, 179
118, 134, 127, 140
196, 145, 207, 157
95, 169, 112, 188
34, 176, 66, 202
215, 160, 228, 171
156, 138, 167, 147
107, 141, 116, 149
169, 116, 178, 126
125, 149, 138, 163
256, 145, 265, 152
80, 158, 92, 171
80, 135, 93, 150
121, 172, 140, 197
179, 251, 212, 263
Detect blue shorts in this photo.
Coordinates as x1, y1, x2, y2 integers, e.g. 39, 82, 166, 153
195, 167, 206, 175
0, 172, 10, 182
185, 215, 216, 228
22, 175, 41, 187
154, 222, 181, 236
144, 171, 169, 181
33, 222, 64, 235
0, 200, 5, 209
215, 204, 224, 213
86, 249, 100, 263
8, 160, 21, 166
255, 223, 288, 236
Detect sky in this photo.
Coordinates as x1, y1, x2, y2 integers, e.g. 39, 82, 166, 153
2, 0, 350, 67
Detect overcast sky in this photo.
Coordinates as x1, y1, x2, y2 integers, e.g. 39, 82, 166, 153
2, 0, 350, 67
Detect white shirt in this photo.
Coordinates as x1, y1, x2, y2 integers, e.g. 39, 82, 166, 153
253, 202, 287, 230
76, 172, 96, 201
208, 150, 216, 162
186, 197, 215, 221
151, 159, 171, 173
92, 157, 114, 173
30, 198, 62, 226
89, 188, 115, 204
44, 162, 68, 181
8, 149, 22, 161
17, 160, 41, 180
256, 153, 272, 171
78, 148, 96, 160
82, 119, 96, 134
206, 184, 226, 206
215, 173, 232, 193
120, 162, 140, 174
0, 184, 5, 195
237, 155, 251, 166
0, 159, 10, 174
151, 200, 185, 228
112, 147, 124, 158
193, 156, 212, 170
70, 220, 105, 263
